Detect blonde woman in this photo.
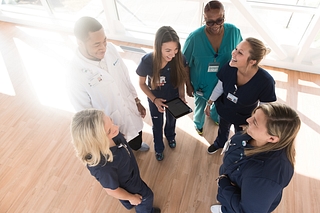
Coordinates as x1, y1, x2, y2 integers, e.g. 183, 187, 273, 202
71, 109, 160, 213
211, 103, 301, 213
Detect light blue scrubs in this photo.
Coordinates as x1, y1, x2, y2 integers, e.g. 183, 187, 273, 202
182, 23, 242, 129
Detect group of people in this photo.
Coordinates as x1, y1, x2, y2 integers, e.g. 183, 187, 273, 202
67, 1, 301, 213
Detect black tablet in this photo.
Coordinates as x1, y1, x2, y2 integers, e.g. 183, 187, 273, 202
164, 97, 193, 119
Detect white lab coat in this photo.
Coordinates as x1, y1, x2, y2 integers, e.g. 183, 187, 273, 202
67, 42, 143, 141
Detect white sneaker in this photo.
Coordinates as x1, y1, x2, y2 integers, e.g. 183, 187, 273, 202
210, 204, 222, 213
138, 142, 150, 152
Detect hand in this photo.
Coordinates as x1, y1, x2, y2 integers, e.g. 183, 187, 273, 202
129, 194, 143, 205
205, 105, 211, 116
179, 96, 187, 104
136, 103, 146, 118
154, 98, 167, 113
186, 84, 194, 97
217, 175, 236, 187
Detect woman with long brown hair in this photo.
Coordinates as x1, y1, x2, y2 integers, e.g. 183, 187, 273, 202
137, 26, 188, 161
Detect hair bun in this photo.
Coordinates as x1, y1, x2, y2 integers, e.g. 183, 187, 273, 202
265, 47, 271, 55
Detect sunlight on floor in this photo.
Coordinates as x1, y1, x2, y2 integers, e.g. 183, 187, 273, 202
275, 87, 287, 102
268, 70, 288, 82
295, 123, 320, 180
13, 37, 75, 112
16, 26, 65, 42
0, 52, 15, 96
295, 91, 320, 180
176, 114, 211, 146
297, 92, 320, 123
298, 79, 320, 88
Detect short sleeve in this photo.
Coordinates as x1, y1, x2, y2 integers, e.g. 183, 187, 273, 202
182, 34, 195, 67
257, 69, 277, 102
87, 162, 120, 190
136, 53, 153, 77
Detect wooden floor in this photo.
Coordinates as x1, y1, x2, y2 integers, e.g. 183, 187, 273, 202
0, 21, 320, 213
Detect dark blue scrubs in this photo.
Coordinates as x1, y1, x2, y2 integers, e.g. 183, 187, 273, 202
136, 53, 187, 153
217, 132, 294, 213
214, 63, 276, 148
87, 133, 154, 213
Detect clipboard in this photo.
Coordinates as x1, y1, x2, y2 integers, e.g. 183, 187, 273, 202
164, 97, 193, 119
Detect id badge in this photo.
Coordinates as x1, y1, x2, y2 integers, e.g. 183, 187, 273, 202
88, 73, 103, 87
207, 62, 220, 72
157, 76, 166, 86
227, 93, 238, 103
160, 76, 166, 84
196, 90, 203, 96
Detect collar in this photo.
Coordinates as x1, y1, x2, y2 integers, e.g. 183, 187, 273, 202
77, 50, 100, 66
77, 50, 108, 71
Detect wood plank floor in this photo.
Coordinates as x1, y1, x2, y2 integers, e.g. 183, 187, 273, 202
0, 21, 319, 213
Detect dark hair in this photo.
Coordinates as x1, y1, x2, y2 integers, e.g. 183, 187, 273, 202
204, 0, 224, 12
152, 26, 186, 90
74, 16, 103, 41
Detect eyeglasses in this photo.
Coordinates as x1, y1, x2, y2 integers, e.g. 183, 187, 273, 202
205, 17, 224, 27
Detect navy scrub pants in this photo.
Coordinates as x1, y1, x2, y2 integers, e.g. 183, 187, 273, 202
120, 181, 154, 213
213, 116, 243, 148
128, 131, 143, 151
148, 98, 176, 153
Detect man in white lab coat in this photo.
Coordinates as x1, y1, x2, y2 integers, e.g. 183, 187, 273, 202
67, 16, 149, 152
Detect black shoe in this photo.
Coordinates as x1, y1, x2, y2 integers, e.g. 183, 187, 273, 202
207, 144, 219, 154
155, 152, 164, 161
168, 139, 176, 148
153, 207, 161, 213
195, 127, 203, 136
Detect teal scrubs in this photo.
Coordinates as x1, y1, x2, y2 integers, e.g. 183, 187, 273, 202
182, 23, 242, 129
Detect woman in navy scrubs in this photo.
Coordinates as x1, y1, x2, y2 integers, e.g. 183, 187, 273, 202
205, 37, 276, 154
136, 26, 188, 161
70, 109, 160, 213
210, 103, 300, 213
